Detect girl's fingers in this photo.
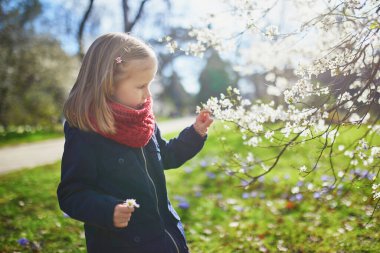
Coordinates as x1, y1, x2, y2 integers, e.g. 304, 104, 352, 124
203, 114, 210, 122
115, 218, 129, 224
117, 221, 129, 228
193, 109, 214, 136
200, 109, 212, 115
199, 115, 213, 126
197, 110, 212, 120
202, 111, 212, 119
114, 204, 133, 227
115, 213, 131, 224
198, 112, 213, 124
205, 117, 214, 127
115, 215, 131, 223
118, 205, 135, 214
118, 214, 131, 219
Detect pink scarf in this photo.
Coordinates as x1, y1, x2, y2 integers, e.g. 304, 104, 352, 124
93, 97, 155, 148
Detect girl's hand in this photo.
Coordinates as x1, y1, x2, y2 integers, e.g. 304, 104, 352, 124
113, 203, 135, 228
193, 110, 214, 137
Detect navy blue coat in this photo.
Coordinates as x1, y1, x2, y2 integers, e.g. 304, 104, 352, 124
57, 121, 207, 253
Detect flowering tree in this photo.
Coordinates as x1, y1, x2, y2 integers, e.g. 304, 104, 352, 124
165, 0, 380, 212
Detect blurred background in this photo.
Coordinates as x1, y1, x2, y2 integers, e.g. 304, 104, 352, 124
0, 0, 246, 132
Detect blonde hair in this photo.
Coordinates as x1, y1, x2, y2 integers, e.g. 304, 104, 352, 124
63, 32, 157, 134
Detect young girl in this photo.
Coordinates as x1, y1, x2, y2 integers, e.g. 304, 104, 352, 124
57, 32, 213, 253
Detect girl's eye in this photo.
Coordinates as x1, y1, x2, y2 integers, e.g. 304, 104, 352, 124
138, 83, 149, 89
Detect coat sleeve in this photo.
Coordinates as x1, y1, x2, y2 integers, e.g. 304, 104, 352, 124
57, 128, 125, 232
155, 123, 207, 170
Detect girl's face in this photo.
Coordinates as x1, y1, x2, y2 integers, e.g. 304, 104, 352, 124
112, 58, 157, 110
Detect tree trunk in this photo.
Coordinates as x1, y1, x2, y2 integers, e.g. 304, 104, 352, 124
77, 0, 94, 59
122, 0, 150, 32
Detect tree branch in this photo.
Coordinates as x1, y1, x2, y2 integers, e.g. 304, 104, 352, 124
123, 0, 150, 32
77, 0, 94, 59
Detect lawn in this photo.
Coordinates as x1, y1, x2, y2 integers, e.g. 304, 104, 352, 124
0, 123, 379, 252
0, 125, 64, 148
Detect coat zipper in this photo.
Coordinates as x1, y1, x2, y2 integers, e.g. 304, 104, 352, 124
141, 147, 180, 253
165, 229, 180, 253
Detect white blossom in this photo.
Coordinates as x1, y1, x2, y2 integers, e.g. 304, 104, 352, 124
338, 92, 352, 102
299, 165, 307, 172
124, 199, 140, 208
264, 130, 274, 139
373, 184, 380, 200
170, 0, 380, 202
371, 147, 380, 157
265, 72, 276, 82
291, 186, 300, 194
344, 150, 354, 158
264, 25, 279, 40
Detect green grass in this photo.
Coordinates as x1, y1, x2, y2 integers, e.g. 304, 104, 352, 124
165, 123, 380, 252
0, 123, 379, 252
0, 126, 63, 148
0, 161, 85, 252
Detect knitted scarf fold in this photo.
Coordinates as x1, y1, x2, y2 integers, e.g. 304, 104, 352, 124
93, 97, 155, 148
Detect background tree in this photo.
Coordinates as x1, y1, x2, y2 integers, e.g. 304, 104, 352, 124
0, 0, 75, 129
197, 50, 238, 104
76, 0, 172, 58
149, 26, 207, 116
77, 0, 94, 59
159, 71, 193, 117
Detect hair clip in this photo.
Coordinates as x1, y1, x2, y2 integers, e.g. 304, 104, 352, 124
115, 56, 123, 64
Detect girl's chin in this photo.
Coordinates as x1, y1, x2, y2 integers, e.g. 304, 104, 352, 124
127, 104, 143, 110
110, 97, 143, 110
119, 103, 143, 110
123, 100, 147, 110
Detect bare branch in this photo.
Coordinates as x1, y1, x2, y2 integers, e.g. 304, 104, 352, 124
122, 0, 150, 32
77, 0, 94, 59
